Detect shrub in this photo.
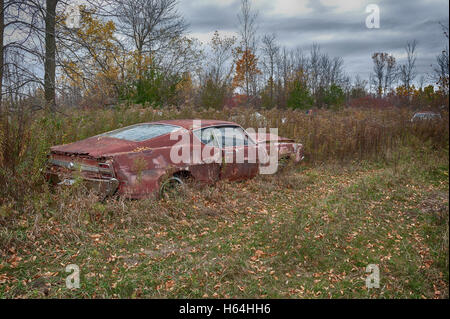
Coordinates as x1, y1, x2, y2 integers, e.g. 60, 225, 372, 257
199, 79, 229, 110
321, 84, 345, 109
287, 81, 313, 110
120, 68, 180, 107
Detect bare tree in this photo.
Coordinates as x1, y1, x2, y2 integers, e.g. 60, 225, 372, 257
0, 1, 141, 111
237, 0, 258, 101
398, 40, 417, 90
433, 23, 449, 95
238, 0, 257, 56
1, 0, 80, 110
112, 0, 195, 105
350, 74, 368, 98
261, 33, 278, 105
321, 55, 344, 88
114, 0, 187, 58
44, 0, 58, 110
309, 44, 321, 97
1, 1, 43, 109
372, 53, 384, 96
305, 44, 346, 103
372, 52, 396, 96
197, 31, 236, 109
0, 0, 4, 111
156, 36, 202, 78
384, 54, 396, 94
1, 0, 36, 111
275, 47, 289, 106
201, 31, 236, 87
418, 74, 425, 90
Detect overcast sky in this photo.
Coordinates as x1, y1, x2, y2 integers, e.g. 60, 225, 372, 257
179, 0, 449, 85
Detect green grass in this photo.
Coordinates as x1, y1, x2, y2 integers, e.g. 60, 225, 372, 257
0, 146, 448, 299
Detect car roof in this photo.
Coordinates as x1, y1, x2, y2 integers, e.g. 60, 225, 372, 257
151, 119, 239, 130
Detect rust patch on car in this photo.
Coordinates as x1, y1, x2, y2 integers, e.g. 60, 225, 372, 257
46, 119, 304, 199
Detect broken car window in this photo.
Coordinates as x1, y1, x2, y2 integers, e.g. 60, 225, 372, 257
194, 126, 254, 148
215, 126, 248, 147
193, 127, 220, 147
104, 124, 181, 142
221, 126, 255, 148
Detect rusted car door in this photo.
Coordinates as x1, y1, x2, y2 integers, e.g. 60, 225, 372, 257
213, 126, 259, 181
193, 125, 260, 181
191, 127, 222, 183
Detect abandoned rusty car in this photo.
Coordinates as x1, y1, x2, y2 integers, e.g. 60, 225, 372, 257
46, 119, 304, 198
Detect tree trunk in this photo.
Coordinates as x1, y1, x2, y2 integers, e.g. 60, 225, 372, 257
44, 0, 57, 111
0, 0, 4, 113
269, 59, 274, 105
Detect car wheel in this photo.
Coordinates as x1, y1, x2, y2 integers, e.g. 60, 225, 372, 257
277, 156, 291, 173
159, 176, 185, 199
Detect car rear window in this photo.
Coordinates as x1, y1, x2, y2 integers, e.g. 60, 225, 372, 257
104, 124, 180, 142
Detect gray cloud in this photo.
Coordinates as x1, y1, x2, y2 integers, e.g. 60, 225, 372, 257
179, 0, 449, 83
183, 2, 238, 30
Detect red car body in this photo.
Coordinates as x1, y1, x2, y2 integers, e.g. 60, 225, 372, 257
46, 119, 304, 198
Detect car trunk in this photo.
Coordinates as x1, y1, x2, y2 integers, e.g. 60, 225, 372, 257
45, 136, 136, 196
50, 135, 139, 158
47, 135, 140, 179
46, 151, 120, 198
47, 152, 115, 181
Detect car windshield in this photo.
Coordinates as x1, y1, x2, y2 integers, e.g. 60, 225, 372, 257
103, 124, 180, 142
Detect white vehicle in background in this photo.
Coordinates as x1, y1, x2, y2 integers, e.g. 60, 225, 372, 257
410, 112, 442, 122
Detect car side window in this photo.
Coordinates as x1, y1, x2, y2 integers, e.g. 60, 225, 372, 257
215, 126, 254, 148
194, 126, 254, 148
193, 127, 220, 147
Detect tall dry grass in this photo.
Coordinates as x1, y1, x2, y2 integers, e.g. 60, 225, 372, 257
0, 103, 448, 266
0, 104, 448, 208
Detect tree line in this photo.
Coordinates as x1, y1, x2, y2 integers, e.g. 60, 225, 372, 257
0, 0, 448, 114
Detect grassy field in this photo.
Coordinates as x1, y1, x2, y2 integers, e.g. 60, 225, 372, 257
0, 145, 448, 298
0, 105, 448, 298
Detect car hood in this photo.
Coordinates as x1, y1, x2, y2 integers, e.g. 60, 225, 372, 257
50, 136, 140, 158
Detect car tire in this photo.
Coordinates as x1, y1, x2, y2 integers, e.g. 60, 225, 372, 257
277, 156, 292, 173
159, 176, 185, 199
